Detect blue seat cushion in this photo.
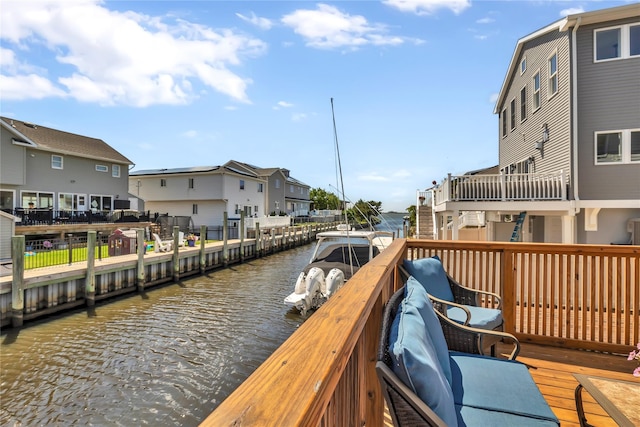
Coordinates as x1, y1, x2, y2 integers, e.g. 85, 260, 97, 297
405, 276, 453, 386
456, 404, 560, 426
449, 352, 559, 423
389, 284, 457, 426
446, 305, 503, 330
403, 256, 454, 302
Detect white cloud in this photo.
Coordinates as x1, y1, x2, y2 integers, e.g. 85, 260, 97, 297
383, 0, 471, 16
476, 17, 494, 24
358, 172, 389, 182
292, 113, 307, 121
281, 4, 405, 50
182, 130, 198, 138
0, 0, 266, 106
0, 74, 67, 100
560, 7, 584, 17
278, 101, 294, 108
236, 12, 273, 30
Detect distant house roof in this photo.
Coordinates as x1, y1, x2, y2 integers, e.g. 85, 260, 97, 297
493, 3, 640, 114
464, 165, 500, 176
129, 166, 221, 176
0, 117, 133, 165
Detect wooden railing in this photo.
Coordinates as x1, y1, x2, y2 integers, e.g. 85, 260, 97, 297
199, 239, 639, 426
432, 171, 567, 204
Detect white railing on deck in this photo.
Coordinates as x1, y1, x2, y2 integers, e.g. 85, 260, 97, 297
433, 171, 567, 204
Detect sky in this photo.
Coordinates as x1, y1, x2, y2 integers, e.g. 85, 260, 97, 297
0, 0, 634, 212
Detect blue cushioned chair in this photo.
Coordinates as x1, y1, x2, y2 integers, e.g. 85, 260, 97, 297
402, 256, 503, 354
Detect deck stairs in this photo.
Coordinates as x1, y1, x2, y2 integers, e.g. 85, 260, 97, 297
510, 212, 527, 242
416, 205, 433, 239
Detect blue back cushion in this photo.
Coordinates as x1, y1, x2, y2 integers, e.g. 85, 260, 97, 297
403, 256, 454, 302
389, 284, 457, 426
405, 276, 453, 386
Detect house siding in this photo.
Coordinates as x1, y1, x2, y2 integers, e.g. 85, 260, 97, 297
498, 30, 573, 190
0, 132, 27, 186
576, 17, 640, 200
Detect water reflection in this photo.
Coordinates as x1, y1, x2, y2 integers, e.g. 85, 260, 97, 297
1, 245, 313, 426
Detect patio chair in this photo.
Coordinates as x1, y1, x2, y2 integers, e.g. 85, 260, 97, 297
172, 231, 185, 247
376, 283, 559, 427
153, 233, 173, 252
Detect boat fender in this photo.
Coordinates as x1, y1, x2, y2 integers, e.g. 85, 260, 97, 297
294, 272, 306, 294
324, 268, 345, 297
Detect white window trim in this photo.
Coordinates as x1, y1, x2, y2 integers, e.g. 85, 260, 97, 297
520, 56, 526, 75
96, 164, 108, 173
594, 23, 639, 63
532, 69, 541, 112
160, 179, 167, 187
51, 155, 63, 170
547, 50, 558, 99
520, 85, 527, 123
501, 108, 507, 138
112, 164, 121, 178
509, 97, 517, 131
594, 129, 640, 165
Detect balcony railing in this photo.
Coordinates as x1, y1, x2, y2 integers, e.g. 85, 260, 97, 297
200, 239, 638, 426
432, 171, 567, 205
5, 208, 151, 226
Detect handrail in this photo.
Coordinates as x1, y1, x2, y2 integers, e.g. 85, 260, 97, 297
200, 239, 639, 426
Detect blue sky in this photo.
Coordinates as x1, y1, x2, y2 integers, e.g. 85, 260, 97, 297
0, 0, 633, 212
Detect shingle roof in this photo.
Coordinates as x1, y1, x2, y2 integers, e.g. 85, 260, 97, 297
129, 166, 221, 175
1, 117, 132, 165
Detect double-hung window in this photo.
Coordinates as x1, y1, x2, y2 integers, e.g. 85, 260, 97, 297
239, 180, 245, 190
520, 86, 527, 122
510, 98, 516, 131
112, 165, 121, 178
548, 51, 558, 98
188, 178, 194, 189
501, 108, 507, 138
533, 71, 541, 111
51, 155, 63, 169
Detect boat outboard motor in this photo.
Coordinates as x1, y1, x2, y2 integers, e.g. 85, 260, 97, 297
324, 268, 345, 298
303, 267, 325, 313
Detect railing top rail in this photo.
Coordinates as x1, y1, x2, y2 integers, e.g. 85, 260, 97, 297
407, 239, 639, 255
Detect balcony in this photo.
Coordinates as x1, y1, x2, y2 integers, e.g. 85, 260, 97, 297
200, 239, 638, 426
429, 171, 568, 205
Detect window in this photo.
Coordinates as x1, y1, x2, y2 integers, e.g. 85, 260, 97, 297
235, 204, 240, 215
501, 108, 507, 138
58, 193, 85, 210
112, 164, 120, 178
188, 178, 194, 189
96, 164, 108, 173
520, 57, 526, 74
300, 187, 303, 194
160, 179, 167, 187
257, 183, 263, 193
51, 155, 63, 169
509, 98, 516, 131
290, 185, 294, 193
548, 52, 558, 97
533, 71, 541, 111
192, 204, 198, 214
595, 129, 640, 164
595, 24, 640, 61
520, 86, 527, 122
240, 180, 245, 190
21, 191, 53, 208
0, 190, 15, 210
90, 195, 112, 212
275, 179, 280, 189
254, 205, 258, 215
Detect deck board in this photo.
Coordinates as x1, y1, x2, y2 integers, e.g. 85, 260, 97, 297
384, 342, 638, 426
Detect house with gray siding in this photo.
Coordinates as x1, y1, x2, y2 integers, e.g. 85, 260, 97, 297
428, 4, 640, 245
0, 117, 133, 220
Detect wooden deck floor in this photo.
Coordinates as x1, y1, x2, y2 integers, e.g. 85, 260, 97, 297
384, 342, 639, 427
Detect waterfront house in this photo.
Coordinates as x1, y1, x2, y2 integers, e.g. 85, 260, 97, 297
0, 117, 135, 230
424, 4, 640, 244
232, 162, 311, 217
129, 160, 310, 231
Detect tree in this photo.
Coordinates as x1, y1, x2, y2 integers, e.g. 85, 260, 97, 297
310, 188, 340, 210
347, 199, 383, 224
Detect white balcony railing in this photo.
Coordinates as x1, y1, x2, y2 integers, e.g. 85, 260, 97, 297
432, 171, 567, 205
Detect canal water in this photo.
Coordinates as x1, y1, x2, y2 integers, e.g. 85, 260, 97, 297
0, 214, 406, 426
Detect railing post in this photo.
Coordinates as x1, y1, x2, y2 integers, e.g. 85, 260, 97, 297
136, 228, 145, 292
199, 225, 207, 274
223, 212, 229, 267
502, 248, 516, 335
11, 236, 25, 327
173, 225, 180, 283
240, 211, 245, 262
255, 222, 261, 257
86, 231, 96, 306
97, 232, 102, 261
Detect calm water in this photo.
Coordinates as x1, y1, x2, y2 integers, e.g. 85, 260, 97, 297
0, 215, 406, 427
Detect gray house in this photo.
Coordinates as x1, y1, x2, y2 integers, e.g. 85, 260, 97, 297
0, 117, 133, 217
429, 4, 640, 244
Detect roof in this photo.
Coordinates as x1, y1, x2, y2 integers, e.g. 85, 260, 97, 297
493, 3, 640, 114
130, 166, 221, 176
1, 117, 133, 165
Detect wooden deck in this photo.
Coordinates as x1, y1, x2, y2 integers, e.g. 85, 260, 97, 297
383, 342, 638, 427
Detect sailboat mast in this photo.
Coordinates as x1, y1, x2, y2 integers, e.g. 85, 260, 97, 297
330, 98, 347, 225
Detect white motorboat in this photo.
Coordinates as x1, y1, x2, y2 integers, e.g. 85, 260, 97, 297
284, 225, 393, 315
